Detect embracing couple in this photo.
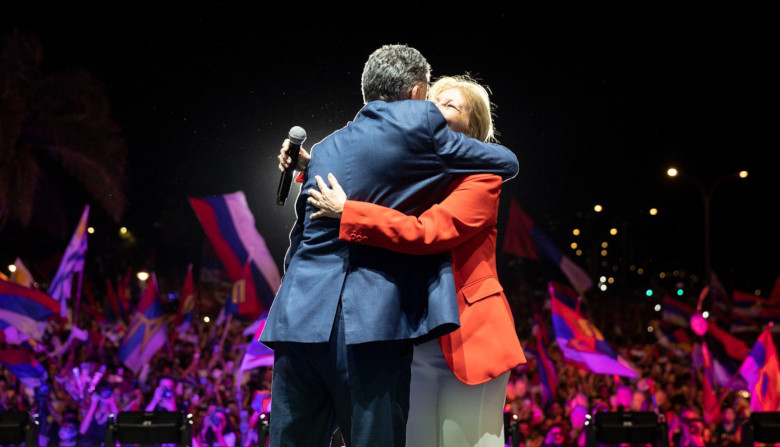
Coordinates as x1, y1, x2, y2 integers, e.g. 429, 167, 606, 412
260, 44, 527, 447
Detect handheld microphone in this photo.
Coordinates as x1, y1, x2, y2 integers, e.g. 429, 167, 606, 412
276, 126, 307, 206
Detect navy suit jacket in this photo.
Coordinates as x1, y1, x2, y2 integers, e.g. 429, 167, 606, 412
260, 100, 518, 346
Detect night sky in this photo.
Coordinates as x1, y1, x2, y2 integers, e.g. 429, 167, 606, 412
2, 6, 776, 297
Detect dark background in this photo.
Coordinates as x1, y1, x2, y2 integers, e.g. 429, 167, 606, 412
2, 5, 776, 300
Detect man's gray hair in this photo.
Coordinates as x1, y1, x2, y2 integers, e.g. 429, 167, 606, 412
361, 44, 431, 103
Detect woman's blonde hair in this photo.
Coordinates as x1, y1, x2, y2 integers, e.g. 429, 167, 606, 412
428, 74, 497, 143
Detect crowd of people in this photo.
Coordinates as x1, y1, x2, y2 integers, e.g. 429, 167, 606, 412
0, 295, 764, 446
503, 325, 751, 447
1, 311, 274, 447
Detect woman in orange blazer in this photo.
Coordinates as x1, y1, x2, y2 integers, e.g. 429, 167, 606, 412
304, 75, 526, 446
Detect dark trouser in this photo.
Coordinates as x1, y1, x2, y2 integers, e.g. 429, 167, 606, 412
269, 303, 413, 447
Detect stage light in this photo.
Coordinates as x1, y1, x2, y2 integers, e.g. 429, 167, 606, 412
585, 411, 668, 446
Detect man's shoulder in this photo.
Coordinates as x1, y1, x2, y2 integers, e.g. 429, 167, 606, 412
354, 100, 445, 136
358, 99, 438, 118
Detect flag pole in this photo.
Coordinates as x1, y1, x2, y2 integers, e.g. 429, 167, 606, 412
235, 341, 248, 409
219, 314, 233, 353
73, 270, 85, 328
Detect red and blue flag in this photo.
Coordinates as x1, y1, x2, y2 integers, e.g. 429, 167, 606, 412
653, 319, 693, 354
243, 314, 274, 371
118, 273, 167, 373
662, 295, 695, 328
0, 344, 47, 389
502, 200, 593, 295
103, 278, 126, 324
189, 191, 281, 309
703, 320, 750, 387
700, 341, 723, 424
531, 313, 558, 405
175, 264, 196, 332
236, 313, 274, 393
733, 290, 764, 319
730, 313, 761, 334
738, 324, 780, 411
549, 282, 636, 377
0, 278, 60, 341
225, 257, 264, 320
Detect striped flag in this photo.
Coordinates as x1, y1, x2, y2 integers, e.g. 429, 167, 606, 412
733, 290, 764, 319
175, 264, 196, 332
532, 313, 558, 405
549, 282, 637, 377
236, 313, 274, 396
118, 273, 167, 373
47, 205, 90, 318
242, 314, 274, 371
0, 345, 47, 389
738, 324, 780, 411
0, 278, 60, 341
653, 319, 693, 354
662, 295, 695, 328
117, 268, 132, 317
189, 191, 281, 309
225, 256, 264, 320
730, 313, 761, 334
703, 320, 750, 387
700, 341, 723, 424
105, 278, 125, 324
502, 200, 592, 295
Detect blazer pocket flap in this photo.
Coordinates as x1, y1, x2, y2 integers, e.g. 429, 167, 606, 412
461, 276, 503, 304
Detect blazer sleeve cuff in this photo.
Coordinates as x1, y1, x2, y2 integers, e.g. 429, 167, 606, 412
339, 200, 365, 241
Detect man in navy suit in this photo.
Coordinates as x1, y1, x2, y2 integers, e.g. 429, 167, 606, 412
260, 44, 519, 446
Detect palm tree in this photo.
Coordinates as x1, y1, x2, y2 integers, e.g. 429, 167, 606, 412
0, 28, 127, 237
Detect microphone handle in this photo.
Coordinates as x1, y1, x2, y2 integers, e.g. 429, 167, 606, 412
276, 141, 302, 206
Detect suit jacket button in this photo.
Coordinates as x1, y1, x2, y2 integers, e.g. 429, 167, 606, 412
350, 233, 357, 241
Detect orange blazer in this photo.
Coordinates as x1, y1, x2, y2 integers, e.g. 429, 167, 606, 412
339, 173, 526, 385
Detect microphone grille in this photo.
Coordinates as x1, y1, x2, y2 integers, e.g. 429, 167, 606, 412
288, 126, 307, 144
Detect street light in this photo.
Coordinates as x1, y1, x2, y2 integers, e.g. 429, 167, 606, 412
666, 167, 748, 287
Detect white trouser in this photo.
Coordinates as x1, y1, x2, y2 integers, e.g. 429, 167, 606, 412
406, 338, 511, 447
